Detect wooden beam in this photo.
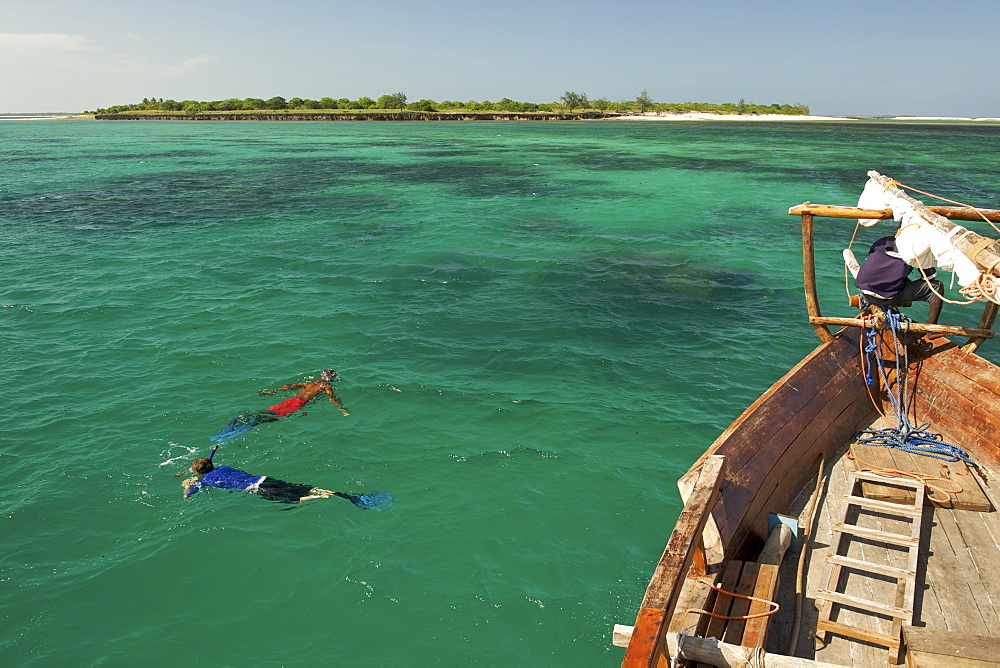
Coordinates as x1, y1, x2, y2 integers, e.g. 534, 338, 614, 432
758, 521, 794, 566
788, 203, 1000, 223
616, 627, 848, 667
807, 316, 993, 339
904, 625, 1000, 667
964, 301, 999, 353
665, 634, 847, 668
801, 212, 833, 342
622, 455, 726, 668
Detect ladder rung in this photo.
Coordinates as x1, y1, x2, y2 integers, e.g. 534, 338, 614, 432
815, 589, 912, 619
816, 619, 901, 649
849, 471, 925, 491
832, 522, 918, 545
843, 494, 924, 516
824, 554, 916, 580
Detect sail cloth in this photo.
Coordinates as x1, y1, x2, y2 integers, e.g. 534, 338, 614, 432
857, 176, 981, 287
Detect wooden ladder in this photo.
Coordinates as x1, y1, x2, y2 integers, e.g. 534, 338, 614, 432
815, 470, 925, 665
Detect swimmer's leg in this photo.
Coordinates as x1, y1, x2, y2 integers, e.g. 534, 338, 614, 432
255, 410, 279, 423
299, 487, 336, 502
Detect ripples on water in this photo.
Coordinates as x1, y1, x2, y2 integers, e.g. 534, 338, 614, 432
3, 120, 1000, 665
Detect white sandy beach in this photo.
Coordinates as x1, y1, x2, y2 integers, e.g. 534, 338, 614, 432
614, 112, 853, 121
614, 112, 1000, 122
0, 114, 88, 120
891, 116, 1000, 122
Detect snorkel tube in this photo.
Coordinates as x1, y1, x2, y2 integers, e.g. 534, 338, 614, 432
175, 445, 219, 477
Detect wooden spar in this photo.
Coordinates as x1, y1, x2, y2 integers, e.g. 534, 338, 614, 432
622, 455, 725, 668
808, 316, 994, 339
788, 203, 1000, 224
801, 213, 833, 342
868, 170, 1000, 273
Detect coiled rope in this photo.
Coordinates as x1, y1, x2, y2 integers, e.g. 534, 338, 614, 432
855, 304, 974, 494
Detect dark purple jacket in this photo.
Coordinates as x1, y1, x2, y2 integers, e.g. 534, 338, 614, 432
855, 236, 935, 299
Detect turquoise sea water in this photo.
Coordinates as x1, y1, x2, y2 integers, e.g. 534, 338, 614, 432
4, 119, 1000, 666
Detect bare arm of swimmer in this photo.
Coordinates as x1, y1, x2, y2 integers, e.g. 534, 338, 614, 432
257, 382, 306, 396
322, 385, 350, 416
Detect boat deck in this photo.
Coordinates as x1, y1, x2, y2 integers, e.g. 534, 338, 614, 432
768, 416, 1000, 666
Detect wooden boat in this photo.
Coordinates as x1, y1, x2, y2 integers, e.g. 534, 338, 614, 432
615, 173, 1000, 667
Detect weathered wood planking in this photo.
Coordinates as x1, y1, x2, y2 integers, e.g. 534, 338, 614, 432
721, 562, 759, 645
850, 432, 991, 512
683, 330, 876, 558
927, 509, 1000, 636
622, 319, 1000, 667
741, 563, 780, 648
908, 342, 1000, 470
844, 336, 998, 510
698, 560, 742, 642
903, 626, 1000, 667
809, 455, 900, 667
622, 456, 725, 668
726, 376, 875, 556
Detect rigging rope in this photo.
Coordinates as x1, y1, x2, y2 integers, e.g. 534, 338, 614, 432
847, 448, 964, 505
887, 178, 1000, 304
890, 178, 1000, 236
685, 581, 780, 620
856, 303, 974, 472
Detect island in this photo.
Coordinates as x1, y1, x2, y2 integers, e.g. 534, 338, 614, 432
88, 92, 817, 121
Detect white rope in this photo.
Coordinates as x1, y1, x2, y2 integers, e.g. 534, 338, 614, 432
946, 226, 976, 246
961, 271, 1000, 304
719, 641, 766, 668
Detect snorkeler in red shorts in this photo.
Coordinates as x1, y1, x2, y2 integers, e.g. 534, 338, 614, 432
211, 370, 350, 443
257, 369, 350, 417
265, 396, 309, 416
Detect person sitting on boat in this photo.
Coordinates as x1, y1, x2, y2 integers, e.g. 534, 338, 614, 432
257, 369, 350, 417
855, 234, 943, 323
182, 453, 341, 503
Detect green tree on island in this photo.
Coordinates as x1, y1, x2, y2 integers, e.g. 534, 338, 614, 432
560, 91, 589, 112
592, 97, 612, 113
635, 89, 653, 113
407, 99, 437, 112
377, 92, 407, 109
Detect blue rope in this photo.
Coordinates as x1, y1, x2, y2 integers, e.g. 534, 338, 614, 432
855, 423, 973, 463
858, 305, 973, 465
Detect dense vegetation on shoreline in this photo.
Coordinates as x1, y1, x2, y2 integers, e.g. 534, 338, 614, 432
89, 91, 810, 116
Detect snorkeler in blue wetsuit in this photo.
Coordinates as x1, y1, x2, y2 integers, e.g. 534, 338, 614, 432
181, 447, 391, 509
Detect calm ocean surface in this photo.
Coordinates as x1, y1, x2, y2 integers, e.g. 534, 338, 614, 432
4, 119, 1000, 666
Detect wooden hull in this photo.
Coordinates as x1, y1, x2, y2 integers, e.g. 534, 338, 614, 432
620, 328, 1000, 667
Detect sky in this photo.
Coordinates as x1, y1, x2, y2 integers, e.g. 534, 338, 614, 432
2, 0, 999, 117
